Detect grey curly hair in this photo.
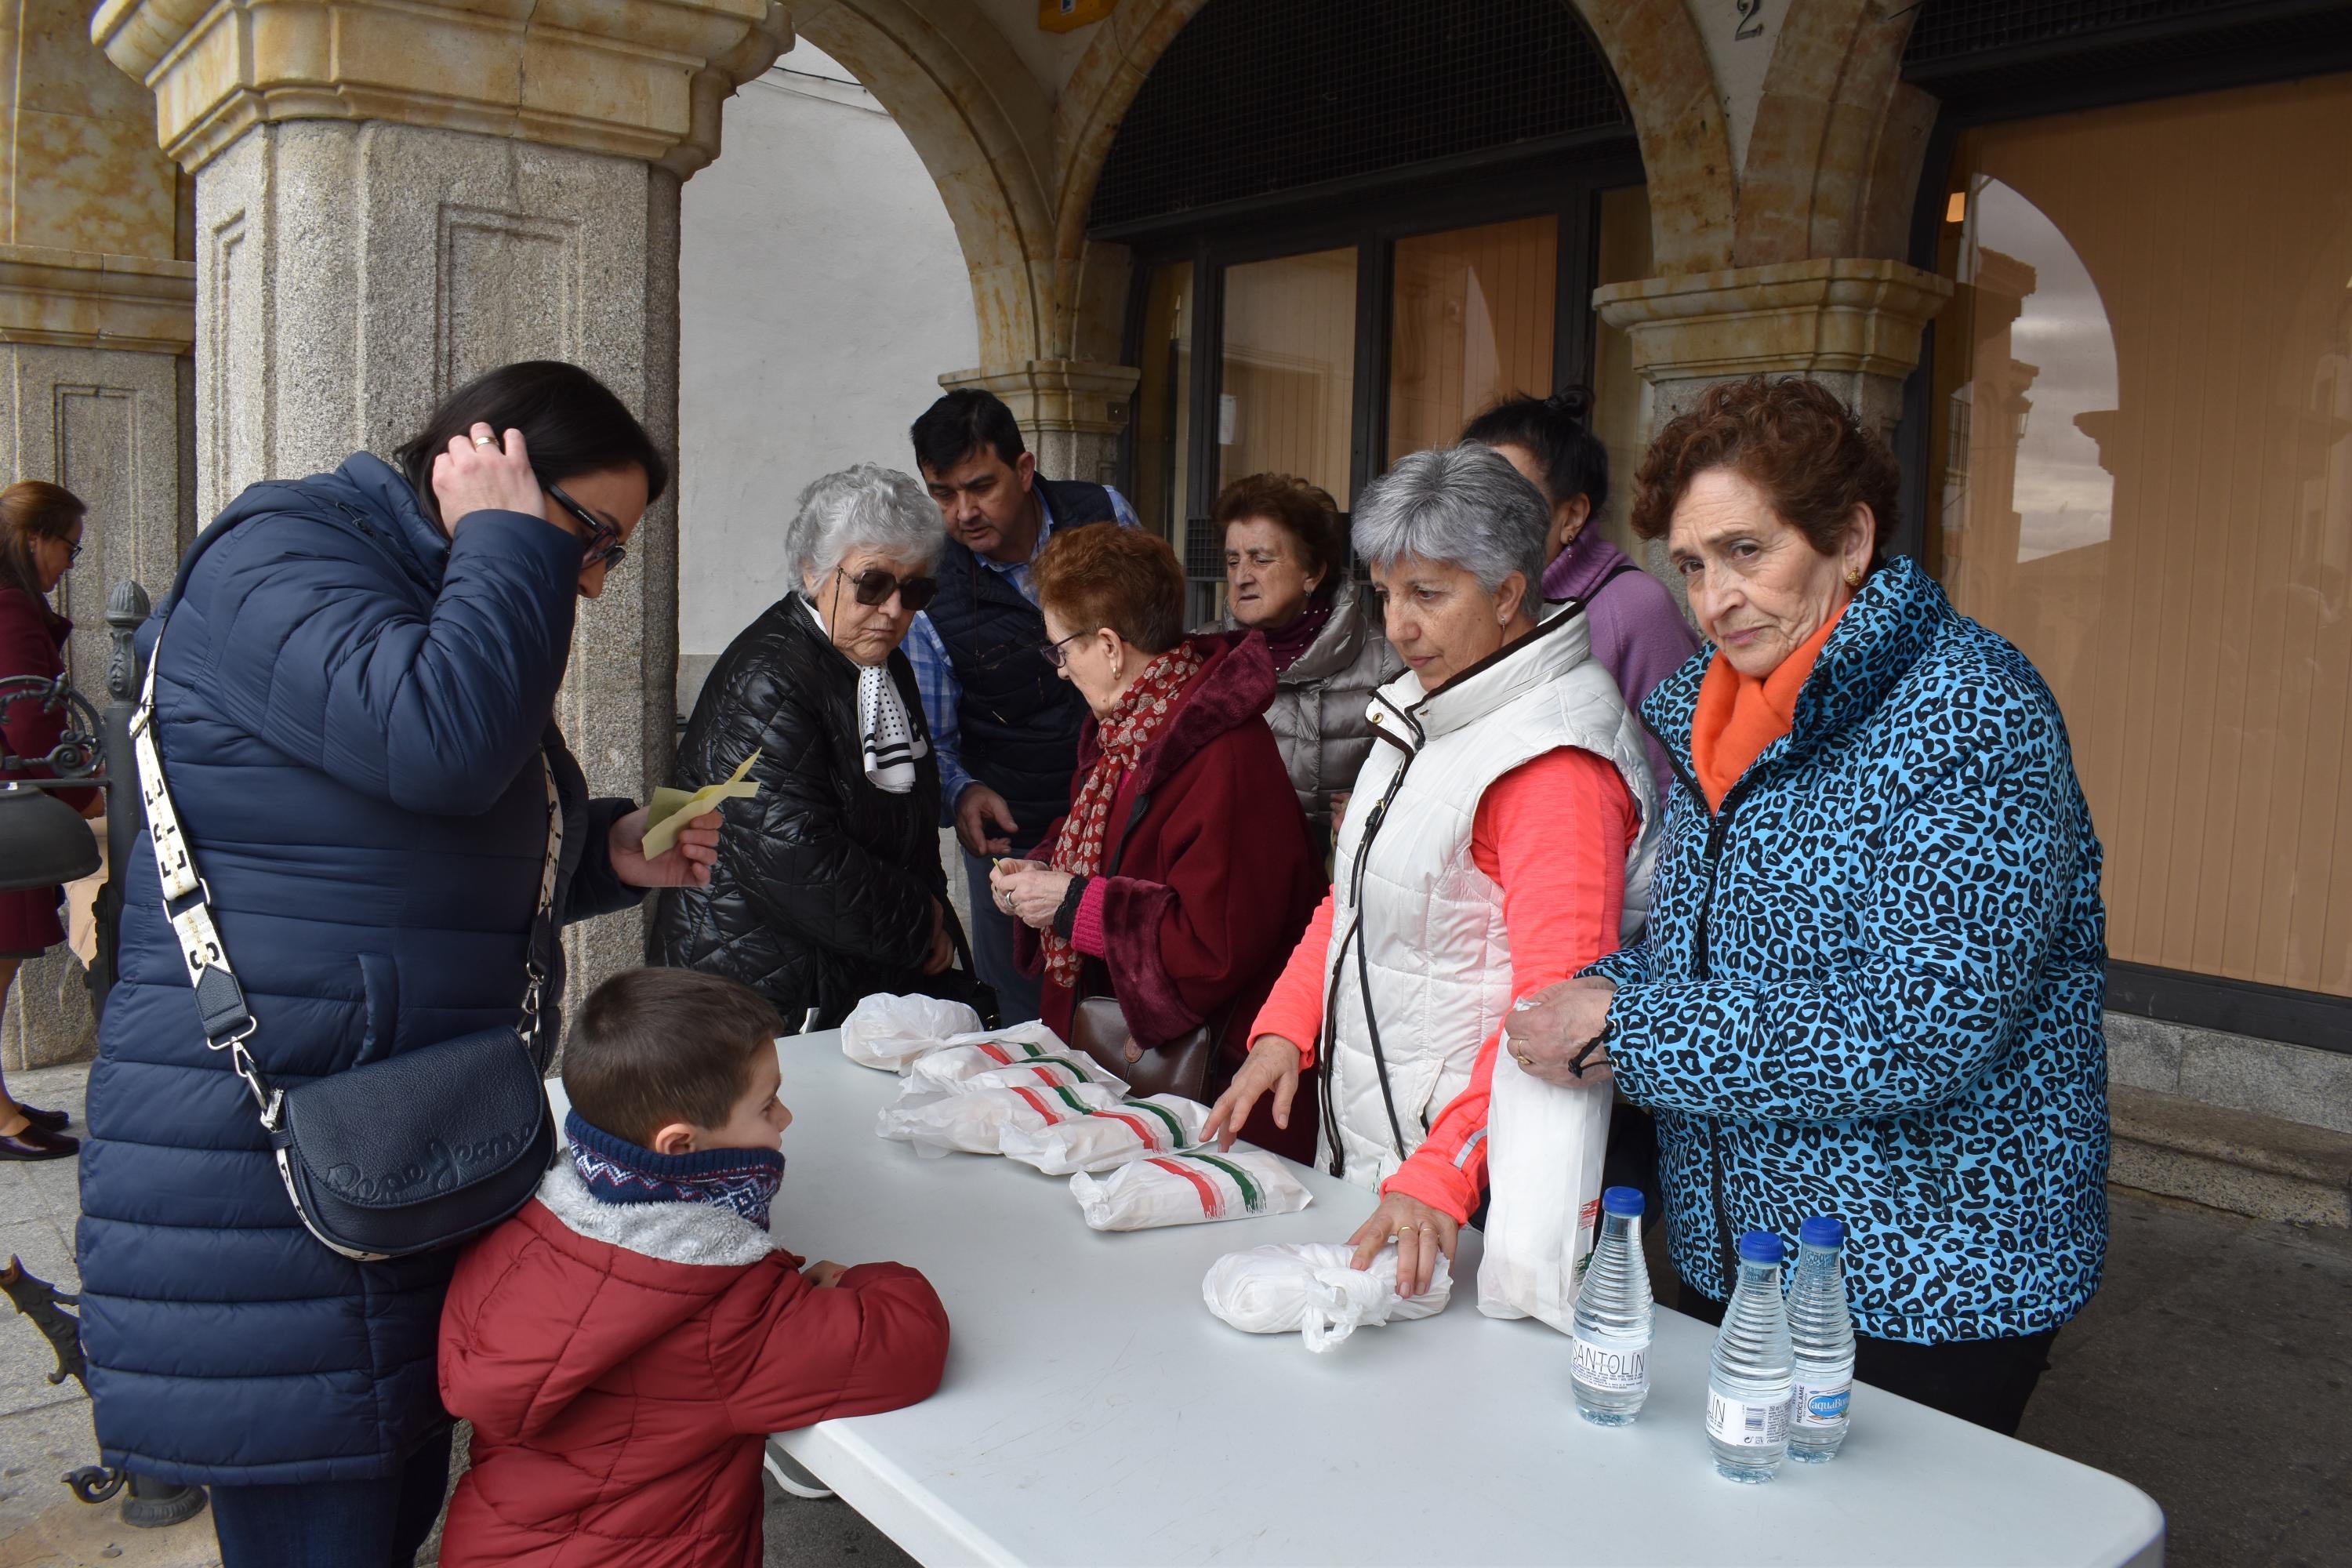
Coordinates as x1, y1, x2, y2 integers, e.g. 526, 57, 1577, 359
785, 463, 945, 584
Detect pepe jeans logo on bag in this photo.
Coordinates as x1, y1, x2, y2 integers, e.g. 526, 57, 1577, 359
321, 1129, 529, 1203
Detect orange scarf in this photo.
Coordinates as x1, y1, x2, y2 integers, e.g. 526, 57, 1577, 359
1689, 602, 1846, 813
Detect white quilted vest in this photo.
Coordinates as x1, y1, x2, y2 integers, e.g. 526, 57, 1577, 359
1317, 604, 1660, 1190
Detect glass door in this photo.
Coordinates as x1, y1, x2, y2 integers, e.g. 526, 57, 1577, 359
1218, 246, 1361, 501
1385, 216, 1559, 462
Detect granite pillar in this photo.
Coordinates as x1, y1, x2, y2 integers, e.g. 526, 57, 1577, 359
1593, 257, 1952, 441
93, 0, 786, 1013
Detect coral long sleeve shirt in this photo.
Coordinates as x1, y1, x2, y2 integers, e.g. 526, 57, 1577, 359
1249, 746, 1636, 1222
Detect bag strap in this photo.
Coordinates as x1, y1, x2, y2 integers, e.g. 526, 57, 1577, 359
132, 595, 564, 1129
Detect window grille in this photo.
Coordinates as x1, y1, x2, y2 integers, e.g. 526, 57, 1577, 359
1089, 0, 1628, 232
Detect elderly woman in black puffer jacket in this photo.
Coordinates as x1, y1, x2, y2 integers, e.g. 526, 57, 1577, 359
658, 464, 985, 1026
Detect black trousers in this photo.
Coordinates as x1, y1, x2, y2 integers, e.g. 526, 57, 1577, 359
209, 1426, 455, 1568
1676, 1287, 2060, 1437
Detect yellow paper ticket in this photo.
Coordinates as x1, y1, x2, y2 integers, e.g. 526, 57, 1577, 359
641, 750, 760, 858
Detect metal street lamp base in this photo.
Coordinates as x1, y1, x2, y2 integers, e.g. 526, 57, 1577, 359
120, 1472, 208, 1529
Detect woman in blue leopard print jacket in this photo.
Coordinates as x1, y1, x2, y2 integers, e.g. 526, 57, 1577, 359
1508, 378, 2106, 1437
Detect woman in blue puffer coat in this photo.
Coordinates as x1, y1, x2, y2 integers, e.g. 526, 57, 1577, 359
1508, 377, 2107, 1439
75, 361, 720, 1566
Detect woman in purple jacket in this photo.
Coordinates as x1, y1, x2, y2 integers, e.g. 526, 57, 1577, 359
1465, 388, 1697, 793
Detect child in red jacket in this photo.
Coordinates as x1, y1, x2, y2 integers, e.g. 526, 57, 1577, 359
439, 967, 949, 1568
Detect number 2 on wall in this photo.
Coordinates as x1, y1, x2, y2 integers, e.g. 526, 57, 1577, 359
1734, 0, 1764, 40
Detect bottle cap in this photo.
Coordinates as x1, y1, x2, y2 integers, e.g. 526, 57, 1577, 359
1799, 1215, 1845, 1248
1602, 1185, 1644, 1218
1737, 1230, 1784, 1265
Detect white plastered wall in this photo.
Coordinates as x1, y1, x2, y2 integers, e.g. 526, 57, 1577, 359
677, 42, 979, 712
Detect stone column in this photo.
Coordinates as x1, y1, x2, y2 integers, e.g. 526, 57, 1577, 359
1593, 258, 1952, 439
92, 0, 788, 1000
940, 359, 1140, 490
0, 2, 195, 1069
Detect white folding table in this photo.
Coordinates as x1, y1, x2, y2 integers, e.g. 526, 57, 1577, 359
549, 1032, 2164, 1568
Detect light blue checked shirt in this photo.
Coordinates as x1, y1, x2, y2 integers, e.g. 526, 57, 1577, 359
906, 483, 1139, 817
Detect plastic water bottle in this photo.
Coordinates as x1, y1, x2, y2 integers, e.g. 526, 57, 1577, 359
1705, 1230, 1794, 1483
1787, 1215, 1856, 1462
1570, 1186, 1653, 1425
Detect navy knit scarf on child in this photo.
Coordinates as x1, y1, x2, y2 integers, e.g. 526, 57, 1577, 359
565, 1110, 785, 1229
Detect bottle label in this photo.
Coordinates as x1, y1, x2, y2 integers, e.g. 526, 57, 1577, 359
1571, 1335, 1649, 1393
1792, 1376, 1853, 1428
1706, 1388, 1791, 1447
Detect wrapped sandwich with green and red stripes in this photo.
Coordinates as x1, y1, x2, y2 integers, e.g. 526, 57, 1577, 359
999, 1093, 1210, 1175
877, 1080, 1124, 1156
904, 1027, 1131, 1101
1070, 1148, 1312, 1231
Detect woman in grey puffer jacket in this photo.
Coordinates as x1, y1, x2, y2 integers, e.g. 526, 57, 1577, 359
1208, 474, 1400, 851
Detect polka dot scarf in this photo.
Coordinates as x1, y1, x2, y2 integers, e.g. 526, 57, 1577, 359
1041, 641, 1205, 989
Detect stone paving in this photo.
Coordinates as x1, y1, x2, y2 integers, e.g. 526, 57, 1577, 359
2, 1057, 2346, 1568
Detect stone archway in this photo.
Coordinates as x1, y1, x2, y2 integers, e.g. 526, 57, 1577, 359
1735, 0, 1936, 265
791, 0, 1060, 371
1565, 0, 1737, 274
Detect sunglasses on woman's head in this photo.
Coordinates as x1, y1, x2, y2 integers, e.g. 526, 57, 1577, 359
837, 566, 940, 613
546, 483, 628, 572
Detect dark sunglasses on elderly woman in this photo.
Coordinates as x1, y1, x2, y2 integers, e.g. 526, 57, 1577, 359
837, 565, 940, 613
546, 482, 629, 572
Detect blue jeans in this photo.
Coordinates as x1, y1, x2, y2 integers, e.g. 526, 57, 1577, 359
961, 848, 1041, 1025
209, 1426, 454, 1568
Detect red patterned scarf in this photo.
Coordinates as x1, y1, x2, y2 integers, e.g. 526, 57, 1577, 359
1042, 642, 1205, 989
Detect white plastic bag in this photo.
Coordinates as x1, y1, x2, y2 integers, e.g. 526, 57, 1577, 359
1475, 1043, 1613, 1332
1070, 1149, 1311, 1231
902, 1023, 1128, 1099
839, 993, 983, 1072
999, 1094, 1208, 1174
1202, 1242, 1452, 1352
876, 1081, 1123, 1157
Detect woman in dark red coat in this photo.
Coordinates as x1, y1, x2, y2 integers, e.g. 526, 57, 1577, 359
0, 480, 96, 1160
992, 525, 1324, 1160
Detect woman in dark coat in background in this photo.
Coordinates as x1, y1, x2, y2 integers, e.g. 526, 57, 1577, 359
0, 480, 99, 1159
77, 362, 719, 1568
658, 464, 985, 1029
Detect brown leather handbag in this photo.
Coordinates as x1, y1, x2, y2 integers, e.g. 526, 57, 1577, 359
1068, 994, 1222, 1101
1060, 788, 1234, 1102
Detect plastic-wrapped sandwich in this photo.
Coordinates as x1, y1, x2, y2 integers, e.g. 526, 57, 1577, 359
1070, 1149, 1311, 1230
877, 1081, 1123, 1156
903, 1025, 1129, 1100
1202, 1242, 1454, 1352
999, 1094, 1208, 1174
838, 993, 983, 1072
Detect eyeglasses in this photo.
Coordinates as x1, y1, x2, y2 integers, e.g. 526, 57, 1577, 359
835, 566, 940, 614
546, 483, 628, 573
64, 539, 83, 565
1039, 629, 1091, 670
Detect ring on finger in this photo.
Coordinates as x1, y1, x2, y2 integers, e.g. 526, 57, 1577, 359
472, 434, 495, 448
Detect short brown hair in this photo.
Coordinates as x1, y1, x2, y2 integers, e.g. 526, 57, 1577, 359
1033, 524, 1185, 655
1213, 473, 1346, 585
561, 967, 784, 1145
0, 481, 85, 602
1629, 377, 1897, 574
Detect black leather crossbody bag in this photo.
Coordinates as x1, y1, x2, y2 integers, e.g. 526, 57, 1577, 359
131, 568, 557, 1263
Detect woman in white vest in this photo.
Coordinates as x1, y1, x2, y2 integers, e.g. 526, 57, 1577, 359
1205, 444, 1660, 1297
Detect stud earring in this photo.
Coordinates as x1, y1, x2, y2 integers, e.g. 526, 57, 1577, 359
1844, 567, 1864, 589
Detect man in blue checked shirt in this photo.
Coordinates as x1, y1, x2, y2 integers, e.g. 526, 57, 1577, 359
905, 390, 1139, 1023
